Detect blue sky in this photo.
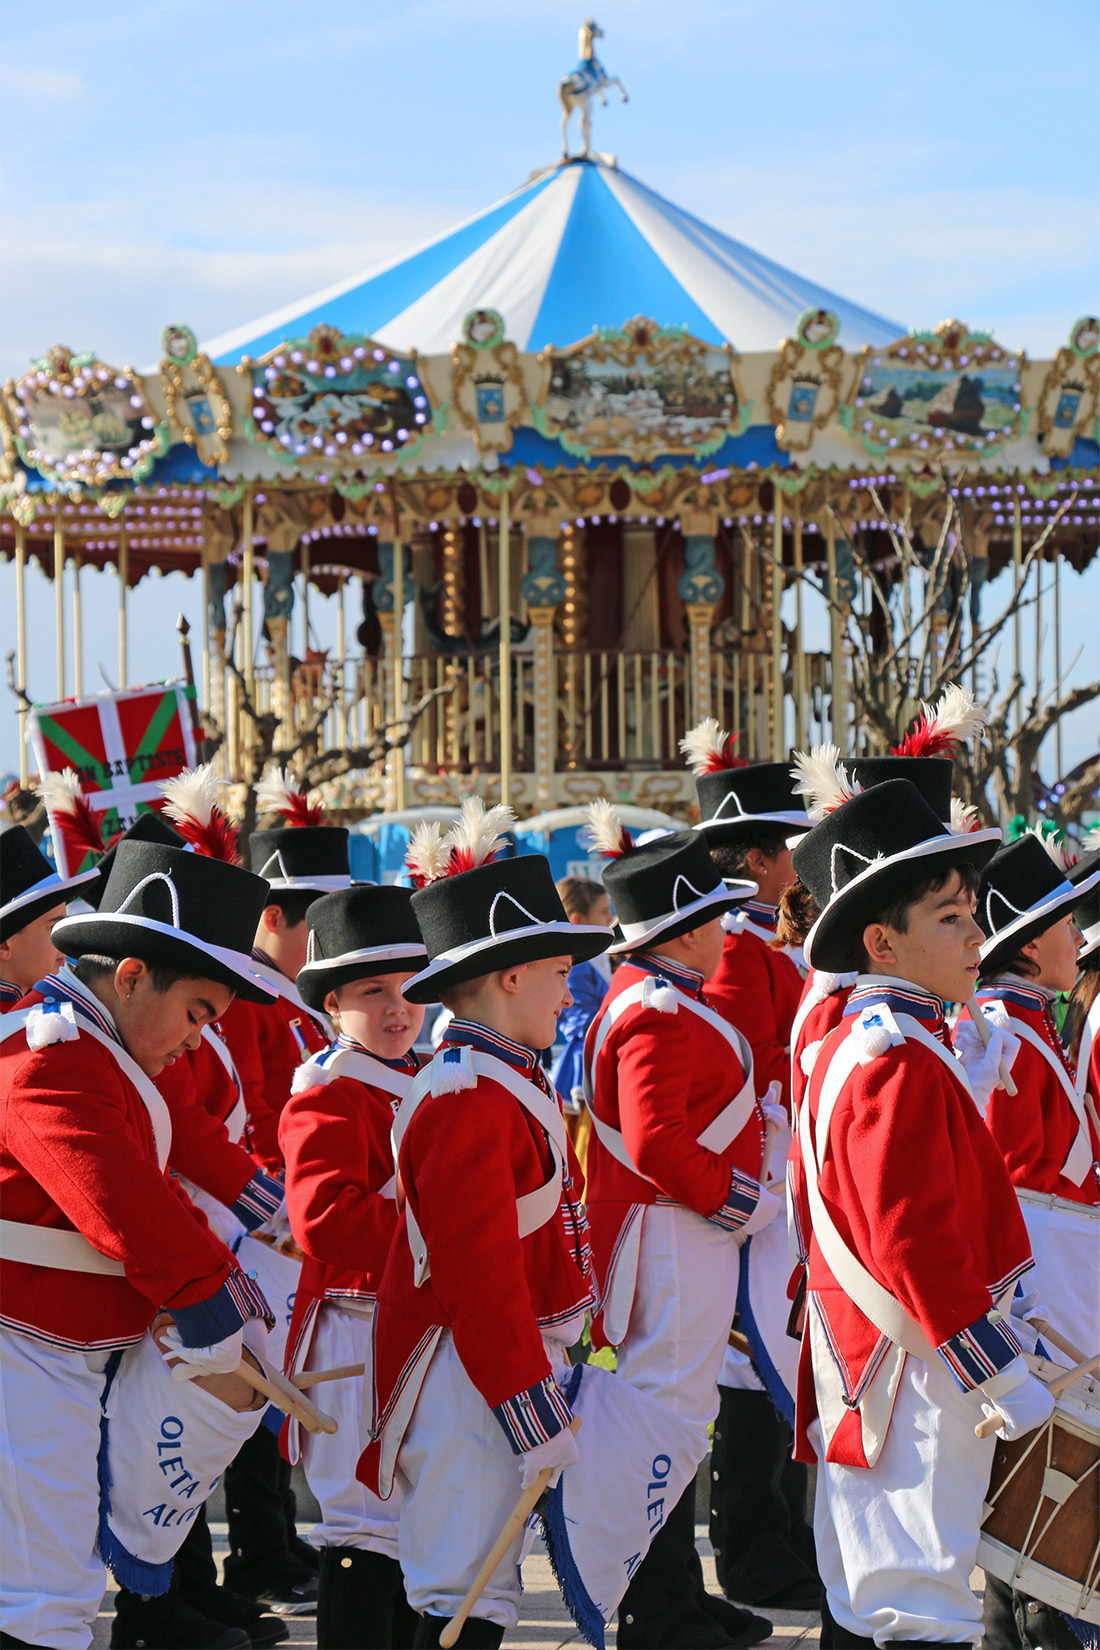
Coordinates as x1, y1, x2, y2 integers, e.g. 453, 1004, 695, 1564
1, 0, 1098, 784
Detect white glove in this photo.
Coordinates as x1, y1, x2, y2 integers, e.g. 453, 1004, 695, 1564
952, 1017, 1020, 1110
519, 1424, 579, 1490
241, 1317, 270, 1365
161, 1326, 243, 1382
1005, 1289, 1050, 1357
740, 1182, 786, 1236
760, 1080, 786, 1131
978, 1355, 1055, 1441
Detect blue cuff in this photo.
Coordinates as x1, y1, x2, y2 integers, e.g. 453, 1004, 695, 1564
937, 1309, 1022, 1392
169, 1268, 275, 1346
230, 1171, 285, 1233
708, 1167, 761, 1233
492, 1375, 573, 1455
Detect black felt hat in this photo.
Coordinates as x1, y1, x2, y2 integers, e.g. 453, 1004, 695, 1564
53, 840, 277, 1002
404, 854, 611, 1004
694, 763, 811, 844
297, 885, 428, 1011
248, 827, 350, 895
603, 830, 754, 955
846, 756, 954, 825
792, 778, 1001, 972
84, 810, 184, 912
1069, 838, 1100, 961
976, 834, 1100, 977
0, 825, 101, 941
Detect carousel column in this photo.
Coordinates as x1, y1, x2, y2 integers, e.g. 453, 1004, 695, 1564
679, 525, 724, 730
376, 541, 412, 811
14, 520, 29, 786
792, 500, 806, 748
824, 511, 847, 745
770, 511, 784, 760
72, 555, 84, 697
498, 491, 512, 807
558, 523, 588, 770
53, 512, 66, 699
117, 515, 129, 688
522, 533, 567, 811
263, 548, 295, 749
241, 488, 256, 751
440, 522, 465, 767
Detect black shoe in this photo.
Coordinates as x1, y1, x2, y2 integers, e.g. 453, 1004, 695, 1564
413, 1615, 503, 1648
699, 1593, 774, 1646
110, 1595, 252, 1650
289, 1533, 320, 1574
183, 1587, 288, 1648
249, 1573, 319, 1618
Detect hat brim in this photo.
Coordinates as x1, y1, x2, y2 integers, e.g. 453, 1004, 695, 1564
51, 911, 277, 1004
1068, 848, 1100, 888
1078, 917, 1100, 962
607, 882, 754, 956
978, 867, 1100, 978
0, 868, 101, 941
804, 828, 1002, 973
402, 922, 613, 1004
264, 876, 350, 896
297, 944, 428, 1012
695, 812, 811, 846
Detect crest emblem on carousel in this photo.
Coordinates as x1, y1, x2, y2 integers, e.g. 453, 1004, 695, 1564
159, 324, 233, 468
450, 309, 528, 455
238, 326, 438, 468
841, 319, 1029, 458
766, 309, 854, 452
6, 345, 170, 488
1036, 315, 1100, 458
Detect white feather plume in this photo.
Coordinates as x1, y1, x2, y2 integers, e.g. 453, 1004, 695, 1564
161, 763, 221, 828
1025, 825, 1071, 870
255, 768, 295, 816
581, 798, 631, 858
678, 718, 739, 775
790, 744, 863, 821
950, 796, 982, 835
404, 820, 451, 886
930, 682, 988, 748
1082, 826, 1100, 854
444, 797, 515, 871
37, 767, 84, 812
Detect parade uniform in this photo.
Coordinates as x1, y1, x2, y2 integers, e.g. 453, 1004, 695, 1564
219, 958, 330, 1171
0, 836, 275, 1650
708, 902, 803, 1111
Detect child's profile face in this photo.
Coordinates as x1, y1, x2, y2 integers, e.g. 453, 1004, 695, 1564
1021, 910, 1083, 994
507, 954, 574, 1050
864, 870, 984, 1004
112, 963, 235, 1077
0, 902, 67, 994
329, 971, 425, 1058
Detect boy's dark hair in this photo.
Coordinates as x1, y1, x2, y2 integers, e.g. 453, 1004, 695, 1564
708, 827, 791, 883
264, 891, 318, 927
556, 875, 605, 918
849, 862, 981, 972
980, 946, 1040, 983
73, 953, 200, 994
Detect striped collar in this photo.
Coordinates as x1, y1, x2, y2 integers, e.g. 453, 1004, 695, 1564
333, 1031, 419, 1073
628, 951, 704, 999
742, 901, 778, 934
443, 1018, 541, 1077
33, 965, 125, 1047
979, 974, 1056, 1015
0, 978, 24, 1005
845, 974, 946, 1029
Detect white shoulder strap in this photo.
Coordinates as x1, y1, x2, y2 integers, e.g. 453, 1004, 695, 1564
323, 1045, 416, 1101
0, 1217, 126, 1275
1078, 998, 1100, 1106
583, 980, 758, 1182
1009, 1018, 1092, 1186
201, 1026, 246, 1143
393, 1050, 564, 1285
799, 1029, 937, 1362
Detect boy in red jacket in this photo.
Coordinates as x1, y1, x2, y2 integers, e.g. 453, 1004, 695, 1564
359, 801, 612, 1647
0, 824, 99, 1004
789, 776, 1050, 1646
280, 885, 428, 1648
582, 805, 775, 1650
0, 839, 275, 1650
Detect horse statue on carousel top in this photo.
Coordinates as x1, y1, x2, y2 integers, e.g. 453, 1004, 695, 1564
558, 18, 628, 158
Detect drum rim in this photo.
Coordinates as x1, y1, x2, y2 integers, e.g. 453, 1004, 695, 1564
976, 1534, 1100, 1625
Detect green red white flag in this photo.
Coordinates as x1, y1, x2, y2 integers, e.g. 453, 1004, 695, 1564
28, 682, 198, 876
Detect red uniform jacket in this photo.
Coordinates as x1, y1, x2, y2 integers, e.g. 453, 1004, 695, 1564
707, 912, 804, 1112
792, 982, 1033, 1468
219, 958, 329, 1170
1080, 996, 1100, 1123
280, 1042, 419, 1377
583, 954, 765, 1326
157, 1036, 259, 1210
971, 982, 1100, 1206
0, 988, 269, 1351
359, 1022, 591, 1497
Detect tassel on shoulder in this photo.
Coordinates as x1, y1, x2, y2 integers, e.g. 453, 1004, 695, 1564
431, 1045, 477, 1094
640, 975, 679, 1014
26, 999, 79, 1050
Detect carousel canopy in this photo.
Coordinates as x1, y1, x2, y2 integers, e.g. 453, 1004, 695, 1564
205, 154, 903, 364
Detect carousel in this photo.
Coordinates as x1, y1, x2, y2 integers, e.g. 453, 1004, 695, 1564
3, 23, 1098, 823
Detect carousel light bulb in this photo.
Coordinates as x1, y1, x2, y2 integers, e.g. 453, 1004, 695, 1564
387, 361, 399, 373
129, 395, 142, 409
264, 367, 276, 380
414, 396, 427, 408
62, 384, 75, 397
253, 385, 265, 398
414, 412, 426, 424
114, 376, 128, 389
274, 355, 287, 368
261, 421, 274, 433
368, 524, 378, 535
351, 443, 363, 455
397, 428, 409, 440
291, 351, 303, 364
339, 358, 353, 371
280, 433, 292, 445
141, 417, 154, 429
324, 444, 336, 456
364, 434, 374, 444
323, 366, 336, 379
381, 439, 393, 450
372, 349, 385, 361
335, 431, 347, 443
311, 435, 324, 448
295, 443, 307, 455
353, 346, 365, 359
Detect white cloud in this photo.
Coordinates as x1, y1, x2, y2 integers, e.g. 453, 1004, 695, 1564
0, 63, 84, 100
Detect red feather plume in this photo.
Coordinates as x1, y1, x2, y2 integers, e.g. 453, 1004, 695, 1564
38, 770, 107, 872
255, 769, 324, 827
160, 766, 241, 864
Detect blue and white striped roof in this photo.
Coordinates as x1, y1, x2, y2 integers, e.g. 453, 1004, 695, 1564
206, 156, 902, 365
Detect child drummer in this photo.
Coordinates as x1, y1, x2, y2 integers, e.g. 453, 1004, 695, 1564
359, 800, 612, 1647
279, 885, 429, 1648
789, 774, 1053, 1646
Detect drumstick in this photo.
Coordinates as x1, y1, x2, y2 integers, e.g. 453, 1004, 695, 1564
975, 1354, 1100, 1437
439, 1416, 582, 1648
293, 1362, 365, 1391
1032, 1318, 1092, 1369
234, 1352, 338, 1435
965, 999, 1017, 1097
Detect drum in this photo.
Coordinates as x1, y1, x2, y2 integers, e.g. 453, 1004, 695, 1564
1016, 1187, 1100, 1359
232, 1231, 303, 1369
978, 1355, 1100, 1625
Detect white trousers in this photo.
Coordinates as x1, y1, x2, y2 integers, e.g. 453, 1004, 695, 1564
810, 1352, 995, 1645
301, 1304, 401, 1557
395, 1331, 568, 1629
0, 1329, 112, 1650
616, 1203, 740, 1455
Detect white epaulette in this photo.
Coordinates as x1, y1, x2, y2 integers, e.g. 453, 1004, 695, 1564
290, 1054, 333, 1094
850, 1003, 905, 1065
25, 1001, 79, 1050
430, 1045, 477, 1094
640, 975, 679, 1014
800, 1037, 826, 1078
